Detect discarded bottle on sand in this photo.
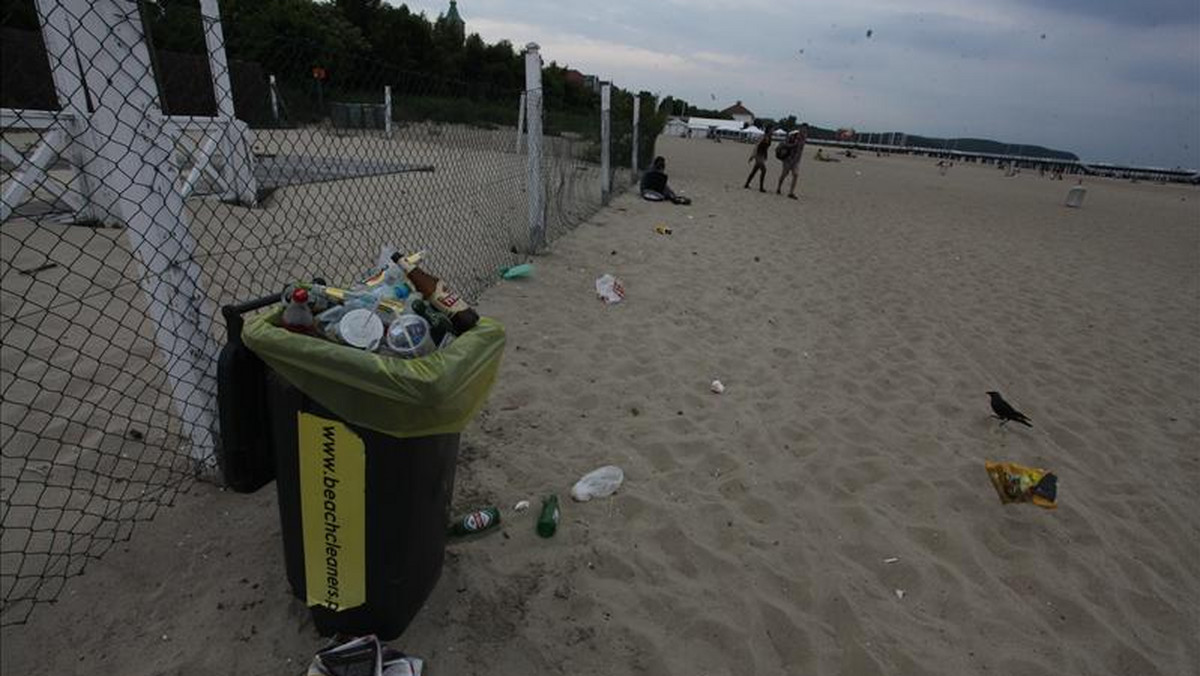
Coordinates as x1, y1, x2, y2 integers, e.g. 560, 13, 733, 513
537, 495, 560, 538
448, 507, 501, 536
282, 288, 315, 333
392, 251, 480, 334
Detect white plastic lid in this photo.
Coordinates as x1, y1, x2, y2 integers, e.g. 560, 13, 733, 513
339, 309, 384, 350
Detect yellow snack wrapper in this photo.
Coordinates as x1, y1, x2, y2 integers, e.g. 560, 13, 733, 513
985, 461, 1058, 509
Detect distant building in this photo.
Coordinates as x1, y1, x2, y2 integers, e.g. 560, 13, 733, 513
445, 0, 463, 28
720, 101, 754, 124
582, 74, 601, 94
564, 69, 585, 88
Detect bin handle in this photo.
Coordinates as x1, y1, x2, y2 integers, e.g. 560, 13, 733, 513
222, 293, 279, 346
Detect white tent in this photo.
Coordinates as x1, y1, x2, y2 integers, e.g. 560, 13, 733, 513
740, 125, 765, 139
684, 116, 745, 138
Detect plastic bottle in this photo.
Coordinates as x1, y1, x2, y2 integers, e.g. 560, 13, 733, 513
570, 465, 624, 502
409, 298, 454, 345
282, 288, 315, 333
448, 507, 501, 536
537, 495, 559, 538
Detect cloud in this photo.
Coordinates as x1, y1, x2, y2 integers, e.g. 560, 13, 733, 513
392, 0, 1200, 167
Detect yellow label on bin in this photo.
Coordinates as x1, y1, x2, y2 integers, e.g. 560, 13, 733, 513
298, 412, 366, 611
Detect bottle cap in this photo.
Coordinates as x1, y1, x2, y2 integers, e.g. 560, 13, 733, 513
393, 284, 411, 300
338, 309, 384, 350
292, 288, 309, 303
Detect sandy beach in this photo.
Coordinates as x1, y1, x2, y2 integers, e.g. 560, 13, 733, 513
3, 135, 1198, 675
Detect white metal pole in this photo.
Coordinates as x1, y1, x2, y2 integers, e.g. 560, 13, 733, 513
269, 75, 280, 123
601, 83, 611, 203
524, 44, 544, 251
68, 0, 222, 475
516, 91, 526, 154
631, 94, 640, 184
199, 0, 256, 206
34, 0, 102, 222
384, 85, 392, 136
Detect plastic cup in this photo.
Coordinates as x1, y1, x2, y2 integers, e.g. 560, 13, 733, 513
386, 314, 435, 358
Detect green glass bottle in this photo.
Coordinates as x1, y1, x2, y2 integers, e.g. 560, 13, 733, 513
448, 507, 501, 536
537, 495, 559, 538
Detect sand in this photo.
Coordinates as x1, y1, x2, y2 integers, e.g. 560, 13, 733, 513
3, 135, 1198, 675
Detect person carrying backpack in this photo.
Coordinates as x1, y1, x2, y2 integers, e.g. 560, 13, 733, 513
775, 124, 808, 200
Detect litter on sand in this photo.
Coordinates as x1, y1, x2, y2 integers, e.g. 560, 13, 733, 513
571, 465, 624, 502
500, 263, 534, 279
307, 635, 423, 676
985, 461, 1058, 509
513, 500, 531, 513
883, 557, 900, 564
595, 274, 626, 304
655, 225, 673, 235
895, 589, 906, 600
710, 379, 726, 394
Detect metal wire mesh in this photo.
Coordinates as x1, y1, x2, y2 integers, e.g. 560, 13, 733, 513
0, 0, 622, 626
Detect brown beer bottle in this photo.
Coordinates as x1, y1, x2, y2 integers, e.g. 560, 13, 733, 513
392, 251, 480, 334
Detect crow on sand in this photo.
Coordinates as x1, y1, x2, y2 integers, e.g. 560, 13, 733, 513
987, 391, 1032, 427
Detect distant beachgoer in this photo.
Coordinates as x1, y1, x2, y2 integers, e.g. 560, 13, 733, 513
775, 125, 807, 199
641, 156, 691, 204
743, 126, 773, 192
816, 148, 840, 163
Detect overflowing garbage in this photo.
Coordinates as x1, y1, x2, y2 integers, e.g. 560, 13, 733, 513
278, 247, 479, 359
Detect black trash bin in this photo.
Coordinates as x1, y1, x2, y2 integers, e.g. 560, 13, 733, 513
267, 370, 459, 639
241, 306, 504, 640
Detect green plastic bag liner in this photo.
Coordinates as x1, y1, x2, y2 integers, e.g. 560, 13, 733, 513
243, 307, 504, 438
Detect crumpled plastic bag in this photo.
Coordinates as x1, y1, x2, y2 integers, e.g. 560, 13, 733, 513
985, 461, 1057, 509
571, 465, 624, 501
306, 634, 423, 676
595, 274, 626, 304
243, 307, 504, 438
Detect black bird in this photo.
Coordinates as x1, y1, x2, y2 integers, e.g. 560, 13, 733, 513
987, 391, 1032, 427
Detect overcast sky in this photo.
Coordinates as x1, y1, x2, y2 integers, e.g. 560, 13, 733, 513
399, 0, 1199, 168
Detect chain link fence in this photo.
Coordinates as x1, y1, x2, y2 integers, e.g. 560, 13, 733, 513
1, 0, 656, 626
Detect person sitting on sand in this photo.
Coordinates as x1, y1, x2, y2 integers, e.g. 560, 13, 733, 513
641, 156, 691, 204
743, 125, 773, 192
775, 125, 807, 199
816, 148, 840, 162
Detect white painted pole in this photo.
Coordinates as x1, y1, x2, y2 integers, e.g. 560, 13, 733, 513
0, 130, 68, 221
269, 75, 280, 123
199, 0, 256, 205
524, 44, 545, 252
384, 85, 392, 136
631, 94, 640, 184
67, 0, 222, 474
516, 91, 526, 154
601, 83, 611, 203
34, 0, 102, 223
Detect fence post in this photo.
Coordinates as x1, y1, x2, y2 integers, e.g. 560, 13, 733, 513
524, 43, 545, 251
516, 91, 526, 154
198, 0, 256, 206
601, 82, 611, 204
269, 75, 280, 123
63, 0, 222, 474
33, 0, 103, 223
631, 93, 640, 184
384, 85, 392, 136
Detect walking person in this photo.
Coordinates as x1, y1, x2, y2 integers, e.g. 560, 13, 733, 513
743, 125, 773, 192
775, 124, 808, 199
